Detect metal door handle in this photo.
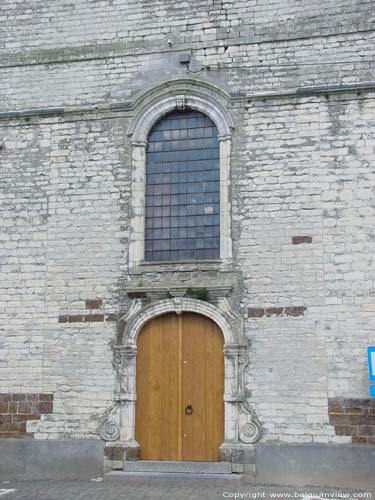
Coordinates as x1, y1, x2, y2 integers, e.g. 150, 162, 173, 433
185, 404, 193, 415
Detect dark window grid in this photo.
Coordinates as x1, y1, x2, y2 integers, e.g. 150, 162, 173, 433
149, 125, 217, 138
145, 203, 220, 221
144, 225, 220, 239
146, 199, 219, 211
146, 182, 220, 196
146, 191, 219, 202
146, 156, 218, 167
146, 200, 220, 218
148, 128, 218, 144
146, 214, 218, 226
147, 186, 220, 199
152, 114, 215, 131
146, 160, 219, 171
148, 127, 218, 138
145, 220, 220, 232
145, 227, 220, 242
145, 241, 220, 253
146, 158, 219, 174
145, 190, 220, 208
147, 205, 220, 221
146, 216, 220, 230
147, 150, 218, 159
145, 249, 219, 261
146, 181, 220, 194
147, 140, 218, 152
147, 155, 218, 163
146, 178, 220, 189
146, 170, 220, 184
147, 147, 219, 157
150, 128, 214, 147
156, 236, 219, 247
146, 194, 220, 210
146, 174, 219, 185
146, 164, 219, 177
146, 238, 219, 252
147, 156, 219, 168
145, 110, 220, 262
147, 149, 220, 162
147, 138, 220, 153
145, 217, 220, 235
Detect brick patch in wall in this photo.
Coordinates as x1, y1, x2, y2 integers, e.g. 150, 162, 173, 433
248, 306, 307, 318
292, 236, 313, 245
266, 307, 283, 317
328, 398, 375, 445
0, 393, 53, 438
58, 313, 118, 323
85, 298, 103, 309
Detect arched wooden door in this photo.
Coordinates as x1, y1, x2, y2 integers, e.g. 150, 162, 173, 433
136, 312, 224, 461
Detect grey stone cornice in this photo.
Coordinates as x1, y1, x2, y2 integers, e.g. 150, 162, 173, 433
0, 81, 374, 121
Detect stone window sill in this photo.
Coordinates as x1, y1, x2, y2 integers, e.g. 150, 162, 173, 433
129, 259, 234, 274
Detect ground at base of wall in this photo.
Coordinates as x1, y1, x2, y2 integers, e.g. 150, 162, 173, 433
1, 479, 372, 500
1, 440, 375, 490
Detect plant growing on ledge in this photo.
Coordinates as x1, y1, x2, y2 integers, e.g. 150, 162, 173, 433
185, 287, 209, 302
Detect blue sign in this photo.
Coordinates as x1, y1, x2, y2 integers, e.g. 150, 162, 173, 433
370, 386, 375, 397
368, 346, 375, 382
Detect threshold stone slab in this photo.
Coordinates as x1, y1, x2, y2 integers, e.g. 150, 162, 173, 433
122, 461, 232, 474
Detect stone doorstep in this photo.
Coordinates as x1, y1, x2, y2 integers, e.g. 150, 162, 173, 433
106, 471, 238, 480
121, 460, 232, 474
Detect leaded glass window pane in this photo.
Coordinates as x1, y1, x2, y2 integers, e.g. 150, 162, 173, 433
145, 110, 220, 261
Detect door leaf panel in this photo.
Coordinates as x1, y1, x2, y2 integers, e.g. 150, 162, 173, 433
136, 312, 224, 462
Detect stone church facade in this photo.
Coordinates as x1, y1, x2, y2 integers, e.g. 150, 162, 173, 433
1, 0, 375, 486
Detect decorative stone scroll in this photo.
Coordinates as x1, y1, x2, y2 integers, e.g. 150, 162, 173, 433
98, 400, 121, 442
99, 333, 138, 442
99, 415, 120, 442
239, 419, 262, 444
224, 344, 263, 444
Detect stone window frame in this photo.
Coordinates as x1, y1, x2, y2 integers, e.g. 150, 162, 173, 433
127, 83, 234, 270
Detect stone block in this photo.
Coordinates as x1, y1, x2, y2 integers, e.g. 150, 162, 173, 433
231, 463, 244, 473
112, 460, 123, 470
0, 439, 104, 480
255, 443, 375, 489
248, 308, 265, 318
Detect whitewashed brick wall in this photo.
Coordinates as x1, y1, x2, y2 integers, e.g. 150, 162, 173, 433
1, 0, 374, 442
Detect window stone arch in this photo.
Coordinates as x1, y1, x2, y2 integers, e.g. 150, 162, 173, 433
128, 93, 233, 143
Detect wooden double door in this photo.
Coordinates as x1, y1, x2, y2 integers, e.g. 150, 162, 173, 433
136, 312, 224, 461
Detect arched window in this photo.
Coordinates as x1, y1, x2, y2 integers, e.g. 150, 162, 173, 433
144, 110, 220, 261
